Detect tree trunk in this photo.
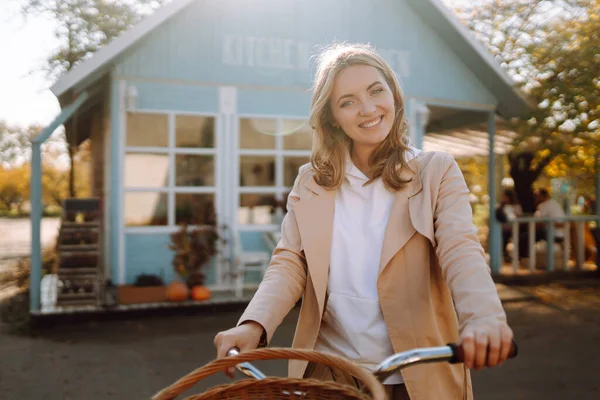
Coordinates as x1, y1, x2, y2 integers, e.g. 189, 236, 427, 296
512, 175, 536, 214
509, 152, 539, 214
16, 201, 24, 215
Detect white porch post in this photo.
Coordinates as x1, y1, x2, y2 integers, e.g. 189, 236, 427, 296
219, 86, 237, 287
495, 155, 504, 203
488, 112, 502, 273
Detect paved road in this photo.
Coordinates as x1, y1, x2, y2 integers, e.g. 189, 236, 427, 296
1, 287, 599, 400
0, 217, 60, 271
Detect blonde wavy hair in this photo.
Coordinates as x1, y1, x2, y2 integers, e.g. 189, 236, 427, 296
309, 43, 413, 190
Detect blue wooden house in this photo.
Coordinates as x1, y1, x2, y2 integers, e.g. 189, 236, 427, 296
30, 0, 532, 312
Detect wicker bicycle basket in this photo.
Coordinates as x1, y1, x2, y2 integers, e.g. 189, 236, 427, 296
152, 348, 387, 400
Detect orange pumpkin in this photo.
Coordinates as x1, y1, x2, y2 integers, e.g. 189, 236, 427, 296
166, 281, 188, 302
191, 286, 211, 301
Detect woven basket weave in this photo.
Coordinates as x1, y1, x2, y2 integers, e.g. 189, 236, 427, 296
152, 348, 387, 400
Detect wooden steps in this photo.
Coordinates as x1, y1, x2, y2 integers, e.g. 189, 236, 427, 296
55, 198, 103, 307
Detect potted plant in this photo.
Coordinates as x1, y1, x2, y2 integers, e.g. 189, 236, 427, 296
168, 200, 218, 302
117, 273, 167, 305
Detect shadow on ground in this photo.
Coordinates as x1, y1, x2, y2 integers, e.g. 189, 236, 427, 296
1, 281, 600, 399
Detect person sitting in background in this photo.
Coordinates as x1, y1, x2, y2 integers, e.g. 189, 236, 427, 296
519, 188, 565, 258
535, 188, 566, 240
495, 190, 522, 261
578, 196, 598, 262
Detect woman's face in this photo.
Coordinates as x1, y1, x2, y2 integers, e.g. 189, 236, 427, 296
329, 64, 396, 150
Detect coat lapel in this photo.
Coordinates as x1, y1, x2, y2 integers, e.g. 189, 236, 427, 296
379, 158, 423, 273
293, 157, 422, 314
294, 177, 335, 318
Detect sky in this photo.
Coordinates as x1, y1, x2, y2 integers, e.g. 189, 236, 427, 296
0, 0, 469, 128
0, 1, 61, 127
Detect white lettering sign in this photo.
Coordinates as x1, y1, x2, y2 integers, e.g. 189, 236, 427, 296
222, 35, 310, 70
222, 35, 410, 78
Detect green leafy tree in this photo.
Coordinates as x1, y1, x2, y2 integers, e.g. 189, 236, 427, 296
453, 0, 599, 212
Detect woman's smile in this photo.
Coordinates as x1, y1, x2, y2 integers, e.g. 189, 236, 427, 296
359, 115, 384, 129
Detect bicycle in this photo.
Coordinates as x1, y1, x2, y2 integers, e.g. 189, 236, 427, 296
153, 341, 518, 400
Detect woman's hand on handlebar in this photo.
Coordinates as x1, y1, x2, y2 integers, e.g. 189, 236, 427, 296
459, 320, 514, 371
214, 321, 265, 378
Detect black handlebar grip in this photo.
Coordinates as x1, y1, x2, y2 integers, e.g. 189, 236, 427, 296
448, 339, 518, 364
448, 343, 462, 364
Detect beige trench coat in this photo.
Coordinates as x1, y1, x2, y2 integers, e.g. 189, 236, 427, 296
238, 151, 507, 400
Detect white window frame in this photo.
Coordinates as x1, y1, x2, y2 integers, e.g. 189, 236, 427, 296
235, 114, 312, 233
122, 109, 222, 234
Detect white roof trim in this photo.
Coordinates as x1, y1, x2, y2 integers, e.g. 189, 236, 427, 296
50, 0, 196, 97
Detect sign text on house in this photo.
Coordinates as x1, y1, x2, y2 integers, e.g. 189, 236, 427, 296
222, 34, 410, 78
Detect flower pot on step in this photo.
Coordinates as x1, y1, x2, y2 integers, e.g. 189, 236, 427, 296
117, 285, 167, 305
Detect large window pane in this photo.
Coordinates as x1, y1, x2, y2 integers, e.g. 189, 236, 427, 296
284, 156, 311, 187
282, 120, 312, 150
126, 113, 168, 147
238, 194, 278, 225
125, 153, 170, 188
240, 156, 275, 187
124, 192, 168, 226
175, 155, 215, 187
176, 115, 215, 148
239, 118, 276, 149
175, 193, 215, 225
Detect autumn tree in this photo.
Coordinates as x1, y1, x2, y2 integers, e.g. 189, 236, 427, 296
0, 166, 30, 213
0, 163, 89, 214
0, 120, 90, 212
19, 0, 166, 197
453, 0, 599, 213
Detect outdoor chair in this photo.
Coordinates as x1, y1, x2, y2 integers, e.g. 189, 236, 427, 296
232, 232, 270, 298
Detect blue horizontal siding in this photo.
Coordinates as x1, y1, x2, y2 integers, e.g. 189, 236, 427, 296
132, 81, 219, 113
238, 89, 311, 116
122, 232, 269, 286
124, 233, 217, 285
114, 0, 496, 106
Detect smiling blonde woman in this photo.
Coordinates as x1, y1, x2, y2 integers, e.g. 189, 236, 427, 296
214, 43, 513, 400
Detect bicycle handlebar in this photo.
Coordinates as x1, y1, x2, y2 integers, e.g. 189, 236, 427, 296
227, 348, 268, 380
227, 340, 518, 383
373, 340, 518, 381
